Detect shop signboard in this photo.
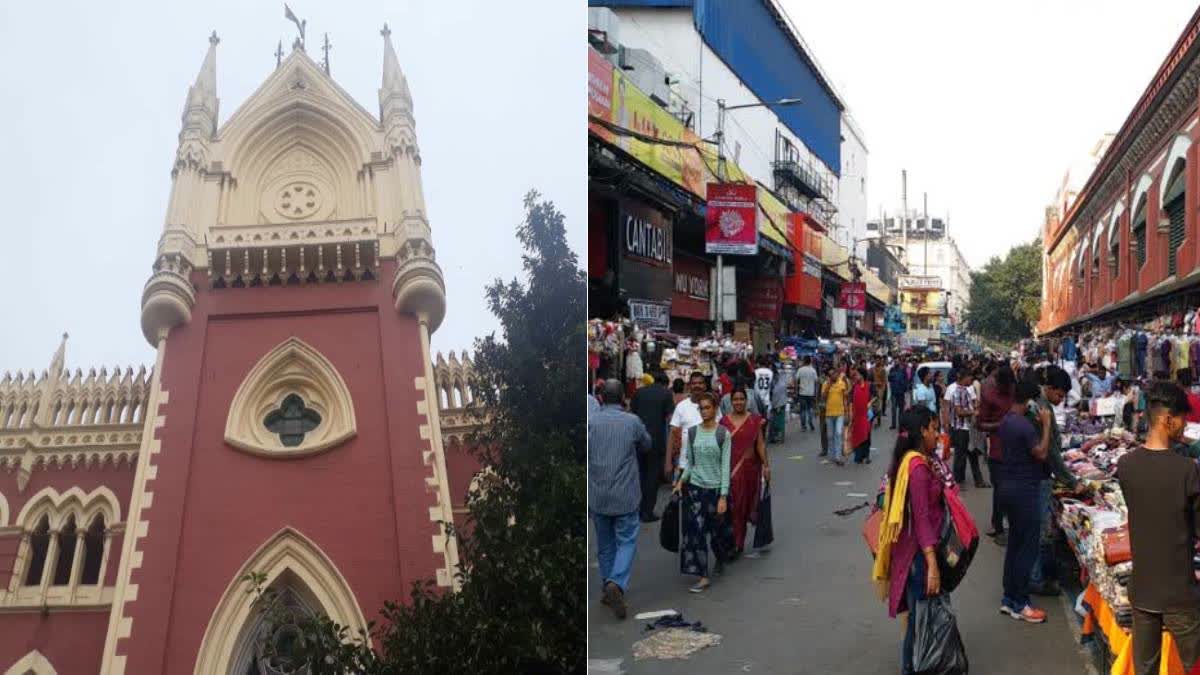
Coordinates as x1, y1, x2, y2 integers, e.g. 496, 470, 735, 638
733, 322, 751, 344
838, 281, 867, 313
739, 277, 783, 323
939, 318, 955, 336
901, 335, 928, 348
628, 299, 670, 331
898, 275, 942, 291
705, 183, 759, 255
617, 199, 673, 303
672, 255, 712, 320
609, 67, 707, 198
587, 47, 614, 143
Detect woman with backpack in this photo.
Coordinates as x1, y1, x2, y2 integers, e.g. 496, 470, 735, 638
873, 406, 965, 673
673, 391, 731, 593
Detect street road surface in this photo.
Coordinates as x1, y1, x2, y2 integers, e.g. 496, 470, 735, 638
587, 418, 1096, 674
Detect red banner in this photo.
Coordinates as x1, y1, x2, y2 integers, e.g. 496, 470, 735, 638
588, 47, 614, 143
740, 277, 783, 322
839, 282, 867, 312
705, 183, 758, 255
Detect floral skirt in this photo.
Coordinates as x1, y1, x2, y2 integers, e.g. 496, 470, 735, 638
680, 485, 734, 577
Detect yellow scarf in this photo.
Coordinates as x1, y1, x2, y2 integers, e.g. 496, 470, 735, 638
872, 450, 926, 599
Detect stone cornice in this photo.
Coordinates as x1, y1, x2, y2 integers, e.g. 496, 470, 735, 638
1052, 15, 1200, 254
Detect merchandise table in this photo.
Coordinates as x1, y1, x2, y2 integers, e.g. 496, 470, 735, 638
1081, 583, 1200, 675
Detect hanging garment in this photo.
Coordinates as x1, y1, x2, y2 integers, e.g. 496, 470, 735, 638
1062, 336, 1078, 362
1134, 332, 1149, 379
1175, 337, 1191, 375
1116, 334, 1133, 380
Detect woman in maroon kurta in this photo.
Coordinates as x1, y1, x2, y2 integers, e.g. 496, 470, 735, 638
883, 406, 949, 673
720, 388, 769, 554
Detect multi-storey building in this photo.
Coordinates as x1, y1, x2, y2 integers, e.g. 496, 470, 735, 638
1040, 7, 1200, 334
0, 26, 483, 673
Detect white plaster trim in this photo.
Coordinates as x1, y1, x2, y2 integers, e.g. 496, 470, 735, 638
1108, 199, 1126, 248
14, 486, 121, 530
417, 322, 460, 590
1159, 133, 1192, 205
100, 337, 169, 675
0, 491, 7, 527
4, 650, 57, 675
224, 337, 356, 459
193, 527, 368, 675
1131, 173, 1154, 225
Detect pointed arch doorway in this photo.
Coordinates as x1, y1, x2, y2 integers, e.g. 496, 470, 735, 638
193, 528, 368, 674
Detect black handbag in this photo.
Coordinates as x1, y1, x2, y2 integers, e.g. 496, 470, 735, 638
659, 495, 680, 553
935, 501, 978, 594
752, 483, 774, 549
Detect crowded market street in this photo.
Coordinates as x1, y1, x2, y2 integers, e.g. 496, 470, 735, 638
587, 417, 1093, 674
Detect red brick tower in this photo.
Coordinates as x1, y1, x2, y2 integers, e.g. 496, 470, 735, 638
97, 26, 460, 673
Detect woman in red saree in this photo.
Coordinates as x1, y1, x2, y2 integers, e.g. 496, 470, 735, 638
720, 388, 770, 555
849, 366, 874, 464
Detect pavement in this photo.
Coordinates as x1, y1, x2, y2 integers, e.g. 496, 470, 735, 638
587, 416, 1099, 674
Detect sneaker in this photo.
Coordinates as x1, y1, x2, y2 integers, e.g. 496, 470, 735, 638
602, 581, 627, 619
688, 579, 711, 593
1000, 603, 1047, 623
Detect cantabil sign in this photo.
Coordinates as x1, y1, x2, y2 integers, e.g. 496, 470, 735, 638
617, 199, 673, 303
705, 183, 759, 255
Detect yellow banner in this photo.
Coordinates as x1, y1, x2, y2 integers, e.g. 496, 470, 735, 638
602, 57, 782, 248
900, 289, 944, 316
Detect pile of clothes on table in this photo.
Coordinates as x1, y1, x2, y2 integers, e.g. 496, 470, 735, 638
1061, 431, 1138, 480
1057, 498, 1132, 626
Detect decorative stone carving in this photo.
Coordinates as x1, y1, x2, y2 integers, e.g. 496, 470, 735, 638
224, 338, 356, 459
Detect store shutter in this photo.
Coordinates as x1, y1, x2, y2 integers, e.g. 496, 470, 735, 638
1168, 196, 1186, 276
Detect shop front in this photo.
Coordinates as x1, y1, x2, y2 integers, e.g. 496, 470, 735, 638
671, 253, 712, 336
739, 275, 784, 355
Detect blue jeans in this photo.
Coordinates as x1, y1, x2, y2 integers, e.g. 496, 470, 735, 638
797, 395, 815, 429
591, 510, 639, 592
998, 479, 1041, 609
1029, 479, 1055, 587
901, 555, 928, 674
827, 415, 845, 460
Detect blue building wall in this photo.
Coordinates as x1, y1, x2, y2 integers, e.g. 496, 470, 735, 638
591, 0, 843, 173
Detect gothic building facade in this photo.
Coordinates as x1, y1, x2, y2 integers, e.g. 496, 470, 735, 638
0, 27, 481, 674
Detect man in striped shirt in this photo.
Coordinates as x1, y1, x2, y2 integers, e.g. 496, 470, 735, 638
588, 379, 651, 619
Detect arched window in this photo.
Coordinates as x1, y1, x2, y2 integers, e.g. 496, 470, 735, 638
23, 516, 50, 586
52, 515, 77, 585
1132, 194, 1148, 270
80, 514, 105, 585
231, 582, 322, 675
1164, 159, 1187, 277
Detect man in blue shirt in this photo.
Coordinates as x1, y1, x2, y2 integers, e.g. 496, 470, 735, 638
588, 380, 651, 619
1086, 364, 1116, 399
912, 367, 937, 413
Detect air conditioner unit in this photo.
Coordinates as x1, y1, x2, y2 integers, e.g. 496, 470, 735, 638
620, 47, 671, 107
588, 8, 620, 55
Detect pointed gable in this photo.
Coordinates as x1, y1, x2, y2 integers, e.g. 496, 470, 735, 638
213, 49, 384, 227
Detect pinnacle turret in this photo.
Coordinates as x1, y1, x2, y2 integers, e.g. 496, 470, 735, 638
379, 23, 412, 117
181, 31, 220, 142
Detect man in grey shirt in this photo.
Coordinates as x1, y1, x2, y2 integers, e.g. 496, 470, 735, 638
795, 357, 818, 432
588, 380, 651, 619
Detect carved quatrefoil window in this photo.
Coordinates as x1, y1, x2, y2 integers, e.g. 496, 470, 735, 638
263, 394, 322, 448
275, 182, 321, 220
225, 338, 356, 459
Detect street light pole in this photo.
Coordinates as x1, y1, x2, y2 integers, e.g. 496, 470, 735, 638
711, 96, 802, 339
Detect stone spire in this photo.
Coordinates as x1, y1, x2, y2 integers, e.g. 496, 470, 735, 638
181, 31, 220, 142
378, 23, 412, 118
33, 332, 68, 426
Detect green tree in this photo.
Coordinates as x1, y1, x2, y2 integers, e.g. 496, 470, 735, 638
245, 191, 586, 673
965, 238, 1043, 342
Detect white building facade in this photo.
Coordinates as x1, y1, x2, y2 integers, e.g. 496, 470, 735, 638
902, 235, 972, 323
594, 2, 845, 232
839, 114, 869, 259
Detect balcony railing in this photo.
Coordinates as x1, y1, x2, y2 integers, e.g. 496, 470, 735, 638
773, 159, 829, 201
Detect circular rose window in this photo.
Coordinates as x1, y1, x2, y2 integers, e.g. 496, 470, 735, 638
275, 182, 321, 220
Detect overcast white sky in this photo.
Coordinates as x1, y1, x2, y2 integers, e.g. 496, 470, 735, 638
0, 1, 583, 373
785, 0, 1199, 269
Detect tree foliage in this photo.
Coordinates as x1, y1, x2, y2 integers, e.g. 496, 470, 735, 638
964, 238, 1043, 343
246, 192, 586, 674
